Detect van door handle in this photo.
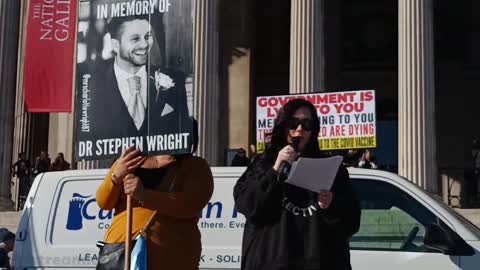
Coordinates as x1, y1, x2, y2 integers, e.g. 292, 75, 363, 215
17, 230, 26, 241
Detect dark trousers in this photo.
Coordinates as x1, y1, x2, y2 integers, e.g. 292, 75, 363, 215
18, 176, 31, 198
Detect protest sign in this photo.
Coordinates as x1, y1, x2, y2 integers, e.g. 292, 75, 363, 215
74, 0, 193, 160
256, 90, 376, 152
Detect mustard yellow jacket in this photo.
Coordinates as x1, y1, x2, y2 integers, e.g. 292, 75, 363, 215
96, 155, 213, 270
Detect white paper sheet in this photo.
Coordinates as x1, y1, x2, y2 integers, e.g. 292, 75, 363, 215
285, 156, 343, 193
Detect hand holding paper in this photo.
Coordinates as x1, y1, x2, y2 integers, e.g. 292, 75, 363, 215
285, 156, 343, 193
318, 191, 334, 209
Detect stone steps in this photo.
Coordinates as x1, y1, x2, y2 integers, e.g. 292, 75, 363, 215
0, 211, 21, 233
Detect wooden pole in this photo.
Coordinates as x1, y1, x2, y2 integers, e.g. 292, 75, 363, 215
125, 194, 132, 270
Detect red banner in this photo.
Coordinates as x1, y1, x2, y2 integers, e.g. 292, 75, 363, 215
23, 0, 77, 112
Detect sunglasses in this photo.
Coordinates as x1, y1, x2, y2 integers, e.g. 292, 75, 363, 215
286, 118, 313, 131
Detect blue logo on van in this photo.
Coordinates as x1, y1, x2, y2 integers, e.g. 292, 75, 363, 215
66, 193, 113, 231
66, 193, 91, 230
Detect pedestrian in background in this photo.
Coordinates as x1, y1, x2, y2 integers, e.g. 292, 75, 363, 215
34, 150, 51, 176
343, 149, 362, 167
231, 148, 249, 166
49, 152, 71, 171
11, 152, 32, 202
249, 144, 260, 164
358, 149, 378, 169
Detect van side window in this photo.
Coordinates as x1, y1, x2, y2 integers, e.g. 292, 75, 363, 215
350, 178, 439, 252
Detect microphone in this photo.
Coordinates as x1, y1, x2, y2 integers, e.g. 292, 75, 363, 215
278, 137, 301, 179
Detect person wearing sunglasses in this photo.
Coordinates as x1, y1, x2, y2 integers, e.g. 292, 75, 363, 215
234, 98, 361, 270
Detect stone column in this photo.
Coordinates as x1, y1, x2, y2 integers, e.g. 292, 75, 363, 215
9, 1, 50, 209
11, 0, 31, 209
398, 0, 437, 193
193, 0, 220, 165
48, 113, 74, 165
289, 0, 324, 93
0, 0, 21, 210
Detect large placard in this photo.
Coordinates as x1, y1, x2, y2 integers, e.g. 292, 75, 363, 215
74, 0, 194, 160
256, 90, 376, 152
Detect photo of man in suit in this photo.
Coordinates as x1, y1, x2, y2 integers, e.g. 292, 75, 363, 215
88, 14, 191, 142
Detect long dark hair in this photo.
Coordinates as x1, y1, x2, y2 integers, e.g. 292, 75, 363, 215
262, 98, 322, 164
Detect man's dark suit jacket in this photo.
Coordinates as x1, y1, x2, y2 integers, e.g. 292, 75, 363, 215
78, 60, 192, 155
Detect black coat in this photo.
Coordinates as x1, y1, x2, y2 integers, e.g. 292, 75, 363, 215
91, 60, 190, 138
233, 157, 361, 270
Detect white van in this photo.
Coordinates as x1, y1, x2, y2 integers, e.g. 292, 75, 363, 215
12, 167, 480, 269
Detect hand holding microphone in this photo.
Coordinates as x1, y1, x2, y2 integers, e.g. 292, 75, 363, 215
273, 137, 301, 178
